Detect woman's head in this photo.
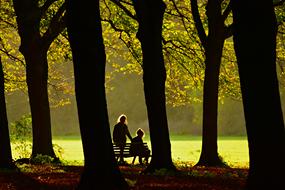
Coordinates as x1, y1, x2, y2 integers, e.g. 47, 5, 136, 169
117, 114, 127, 124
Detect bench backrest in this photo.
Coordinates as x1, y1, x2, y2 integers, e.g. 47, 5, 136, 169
113, 142, 149, 157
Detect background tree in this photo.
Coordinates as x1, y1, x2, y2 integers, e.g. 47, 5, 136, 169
0, 56, 14, 168
130, 0, 176, 172
131, 0, 176, 173
12, 0, 66, 158
66, 0, 128, 189
232, 0, 285, 189
1, 0, 73, 106
190, 0, 232, 166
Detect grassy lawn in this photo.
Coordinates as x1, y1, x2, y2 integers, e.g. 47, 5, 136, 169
171, 135, 249, 168
49, 135, 249, 168
12, 135, 249, 168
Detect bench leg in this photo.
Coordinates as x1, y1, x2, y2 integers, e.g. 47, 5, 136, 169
132, 156, 136, 164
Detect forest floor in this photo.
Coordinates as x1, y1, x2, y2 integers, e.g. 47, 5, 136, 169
0, 163, 248, 190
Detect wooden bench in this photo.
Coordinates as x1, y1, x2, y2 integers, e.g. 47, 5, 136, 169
113, 142, 151, 164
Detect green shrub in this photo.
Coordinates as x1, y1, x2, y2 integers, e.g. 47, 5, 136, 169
31, 154, 54, 164
10, 114, 64, 161
10, 114, 32, 140
10, 114, 32, 159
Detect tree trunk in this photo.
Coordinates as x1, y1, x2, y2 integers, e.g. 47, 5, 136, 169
66, 0, 128, 189
0, 56, 14, 168
12, 0, 56, 158
232, 1, 285, 189
132, 0, 176, 173
197, 57, 223, 166
195, 0, 226, 167
24, 47, 56, 158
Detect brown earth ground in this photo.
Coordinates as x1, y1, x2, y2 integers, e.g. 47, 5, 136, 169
0, 164, 248, 190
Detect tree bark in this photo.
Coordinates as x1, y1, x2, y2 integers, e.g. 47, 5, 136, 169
232, 1, 285, 189
192, 0, 226, 167
0, 56, 14, 168
25, 46, 55, 158
131, 0, 176, 173
66, 0, 128, 189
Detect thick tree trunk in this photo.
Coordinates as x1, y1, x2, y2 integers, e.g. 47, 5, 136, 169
0, 57, 14, 168
197, 57, 223, 166
196, 0, 225, 167
66, 0, 128, 189
232, 1, 285, 189
24, 48, 55, 158
132, 0, 176, 173
12, 0, 56, 158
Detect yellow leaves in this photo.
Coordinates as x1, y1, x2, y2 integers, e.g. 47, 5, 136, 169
1, 0, 284, 111
39, 0, 65, 36
165, 64, 203, 107
49, 98, 71, 108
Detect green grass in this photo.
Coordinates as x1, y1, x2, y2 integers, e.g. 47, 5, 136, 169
12, 135, 249, 168
168, 135, 249, 168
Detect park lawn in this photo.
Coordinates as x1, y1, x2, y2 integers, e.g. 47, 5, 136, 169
49, 135, 249, 168
6, 135, 250, 190
11, 136, 249, 167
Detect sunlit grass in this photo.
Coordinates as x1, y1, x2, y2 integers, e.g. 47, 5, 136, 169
160, 135, 248, 168
12, 135, 249, 168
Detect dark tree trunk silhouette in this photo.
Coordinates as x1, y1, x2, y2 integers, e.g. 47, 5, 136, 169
232, 1, 285, 189
66, 0, 128, 189
131, 0, 176, 173
12, 0, 65, 158
191, 0, 229, 166
0, 56, 14, 168
25, 46, 55, 158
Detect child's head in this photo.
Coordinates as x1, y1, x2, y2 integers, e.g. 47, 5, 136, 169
136, 128, 144, 137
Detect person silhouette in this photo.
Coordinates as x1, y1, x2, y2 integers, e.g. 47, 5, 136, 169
112, 114, 132, 164
130, 128, 150, 165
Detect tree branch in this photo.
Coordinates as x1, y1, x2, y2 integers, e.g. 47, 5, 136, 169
40, 0, 57, 16
110, 0, 137, 20
221, 0, 232, 22
190, 0, 207, 48
42, 2, 66, 48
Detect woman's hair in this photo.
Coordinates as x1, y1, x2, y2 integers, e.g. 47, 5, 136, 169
136, 128, 144, 137
117, 114, 128, 124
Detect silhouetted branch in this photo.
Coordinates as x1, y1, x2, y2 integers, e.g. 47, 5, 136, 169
110, 0, 137, 20
40, 0, 57, 16
221, 0, 232, 22
0, 38, 25, 66
42, 2, 66, 47
190, 0, 207, 48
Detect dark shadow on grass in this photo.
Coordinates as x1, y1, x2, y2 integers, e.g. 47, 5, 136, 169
0, 167, 45, 190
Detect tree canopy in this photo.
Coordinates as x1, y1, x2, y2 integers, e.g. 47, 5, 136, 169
1, 0, 284, 108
